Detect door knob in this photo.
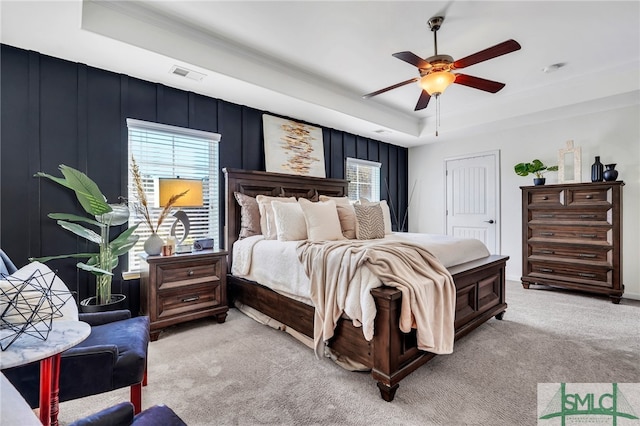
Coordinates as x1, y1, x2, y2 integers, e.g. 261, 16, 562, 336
484, 220, 495, 224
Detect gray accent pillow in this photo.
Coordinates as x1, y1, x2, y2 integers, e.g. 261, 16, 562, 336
234, 192, 261, 239
354, 203, 385, 240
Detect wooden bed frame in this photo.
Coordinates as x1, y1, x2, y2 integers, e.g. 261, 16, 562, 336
224, 168, 509, 402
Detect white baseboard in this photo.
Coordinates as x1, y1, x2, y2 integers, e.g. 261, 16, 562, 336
505, 274, 640, 301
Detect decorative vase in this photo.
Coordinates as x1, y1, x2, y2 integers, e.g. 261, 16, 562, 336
591, 156, 603, 182
533, 177, 546, 186
603, 164, 618, 181
144, 233, 164, 255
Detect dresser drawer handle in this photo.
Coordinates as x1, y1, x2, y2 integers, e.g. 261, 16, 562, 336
579, 273, 596, 278
538, 214, 555, 218
578, 253, 597, 258
540, 232, 554, 236
187, 270, 194, 276
182, 296, 200, 303
542, 196, 548, 200
580, 214, 596, 219
539, 268, 554, 273
581, 234, 597, 238
539, 250, 555, 254
585, 195, 593, 199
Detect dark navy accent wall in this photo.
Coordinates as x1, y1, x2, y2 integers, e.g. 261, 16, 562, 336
0, 44, 408, 309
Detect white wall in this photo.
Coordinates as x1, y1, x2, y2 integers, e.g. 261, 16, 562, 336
408, 105, 640, 300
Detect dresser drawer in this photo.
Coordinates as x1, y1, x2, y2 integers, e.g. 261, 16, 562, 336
566, 187, 611, 206
156, 259, 223, 291
528, 261, 612, 287
527, 188, 564, 207
529, 209, 610, 224
529, 225, 611, 243
529, 244, 611, 263
157, 282, 222, 319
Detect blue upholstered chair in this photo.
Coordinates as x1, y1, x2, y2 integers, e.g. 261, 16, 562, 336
69, 401, 187, 426
0, 249, 150, 413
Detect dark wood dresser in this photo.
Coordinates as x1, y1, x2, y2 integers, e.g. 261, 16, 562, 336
521, 181, 624, 303
140, 249, 228, 340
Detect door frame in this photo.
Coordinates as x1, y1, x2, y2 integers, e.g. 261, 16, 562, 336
443, 149, 501, 254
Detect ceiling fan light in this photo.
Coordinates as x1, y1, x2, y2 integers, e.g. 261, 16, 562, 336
420, 71, 455, 95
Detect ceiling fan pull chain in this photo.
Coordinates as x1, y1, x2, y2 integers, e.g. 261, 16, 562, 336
435, 95, 441, 137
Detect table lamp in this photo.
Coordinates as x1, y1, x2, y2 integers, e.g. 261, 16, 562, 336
158, 178, 203, 252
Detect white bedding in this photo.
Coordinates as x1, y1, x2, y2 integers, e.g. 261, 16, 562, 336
231, 232, 489, 308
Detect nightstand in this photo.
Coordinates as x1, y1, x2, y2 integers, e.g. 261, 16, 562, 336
139, 249, 228, 341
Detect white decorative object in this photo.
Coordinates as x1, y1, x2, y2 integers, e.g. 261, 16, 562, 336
263, 114, 326, 178
557, 140, 582, 183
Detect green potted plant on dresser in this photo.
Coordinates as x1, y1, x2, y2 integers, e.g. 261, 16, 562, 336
31, 165, 139, 312
514, 159, 558, 185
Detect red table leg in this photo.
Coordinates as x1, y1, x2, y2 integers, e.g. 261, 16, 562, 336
39, 354, 62, 426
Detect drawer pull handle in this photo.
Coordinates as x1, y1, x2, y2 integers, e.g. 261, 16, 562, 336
182, 296, 200, 303
538, 214, 555, 218
579, 273, 596, 278
539, 250, 554, 254
539, 268, 553, 273
585, 195, 593, 199
540, 232, 554, 236
542, 196, 548, 200
581, 234, 597, 238
578, 253, 597, 258
187, 270, 194, 276
580, 214, 596, 219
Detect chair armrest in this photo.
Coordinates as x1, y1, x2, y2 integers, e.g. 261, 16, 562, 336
79, 309, 132, 326
69, 401, 134, 426
62, 344, 118, 368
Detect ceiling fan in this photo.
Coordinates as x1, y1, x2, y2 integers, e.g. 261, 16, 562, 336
363, 16, 521, 111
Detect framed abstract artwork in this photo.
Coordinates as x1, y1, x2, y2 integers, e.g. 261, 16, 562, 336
263, 114, 326, 178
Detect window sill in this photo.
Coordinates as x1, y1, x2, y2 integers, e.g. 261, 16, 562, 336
123, 271, 140, 280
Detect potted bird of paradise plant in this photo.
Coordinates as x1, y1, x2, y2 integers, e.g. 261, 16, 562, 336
32, 165, 139, 311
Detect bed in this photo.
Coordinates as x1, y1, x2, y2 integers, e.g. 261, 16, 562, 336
224, 168, 509, 401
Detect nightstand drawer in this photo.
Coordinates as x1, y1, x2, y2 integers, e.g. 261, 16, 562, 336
157, 283, 221, 319
157, 259, 223, 291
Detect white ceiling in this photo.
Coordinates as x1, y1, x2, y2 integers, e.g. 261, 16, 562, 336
1, 1, 639, 148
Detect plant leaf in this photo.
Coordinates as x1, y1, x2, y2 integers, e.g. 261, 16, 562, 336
110, 224, 140, 257
57, 220, 102, 244
77, 262, 113, 276
29, 252, 97, 263
49, 213, 102, 226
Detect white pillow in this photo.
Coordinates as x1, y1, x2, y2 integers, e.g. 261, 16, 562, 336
272, 201, 308, 241
298, 198, 344, 241
255, 195, 297, 240
0, 261, 78, 326
318, 195, 357, 239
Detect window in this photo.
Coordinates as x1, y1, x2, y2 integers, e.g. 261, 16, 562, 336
345, 157, 381, 202
126, 118, 221, 272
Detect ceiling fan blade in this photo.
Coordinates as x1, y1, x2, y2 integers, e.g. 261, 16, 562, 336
414, 90, 431, 111
363, 77, 419, 98
452, 39, 521, 69
392, 51, 431, 69
454, 74, 506, 93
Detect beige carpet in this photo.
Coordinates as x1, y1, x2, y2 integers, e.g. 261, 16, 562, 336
56, 281, 640, 426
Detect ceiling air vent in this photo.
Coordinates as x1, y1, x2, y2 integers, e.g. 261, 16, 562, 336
169, 65, 206, 81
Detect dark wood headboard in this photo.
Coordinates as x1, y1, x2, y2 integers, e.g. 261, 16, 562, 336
223, 168, 348, 270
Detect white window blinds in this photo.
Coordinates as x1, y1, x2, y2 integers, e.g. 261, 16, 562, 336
345, 157, 381, 202
126, 118, 221, 272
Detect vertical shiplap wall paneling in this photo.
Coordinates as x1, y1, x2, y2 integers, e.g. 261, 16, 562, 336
356, 136, 369, 160
0, 45, 408, 302
39, 55, 83, 293
398, 149, 408, 231
241, 107, 263, 172
379, 143, 389, 204
388, 145, 398, 230
330, 129, 344, 179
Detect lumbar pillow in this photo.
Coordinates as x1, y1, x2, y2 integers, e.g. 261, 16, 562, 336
256, 195, 297, 240
272, 200, 308, 241
318, 195, 357, 239
354, 203, 385, 240
234, 192, 261, 239
298, 198, 344, 241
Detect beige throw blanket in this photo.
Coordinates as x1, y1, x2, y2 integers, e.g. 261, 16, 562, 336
296, 239, 456, 358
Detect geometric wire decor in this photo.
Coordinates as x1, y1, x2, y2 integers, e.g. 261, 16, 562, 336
0, 268, 74, 351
